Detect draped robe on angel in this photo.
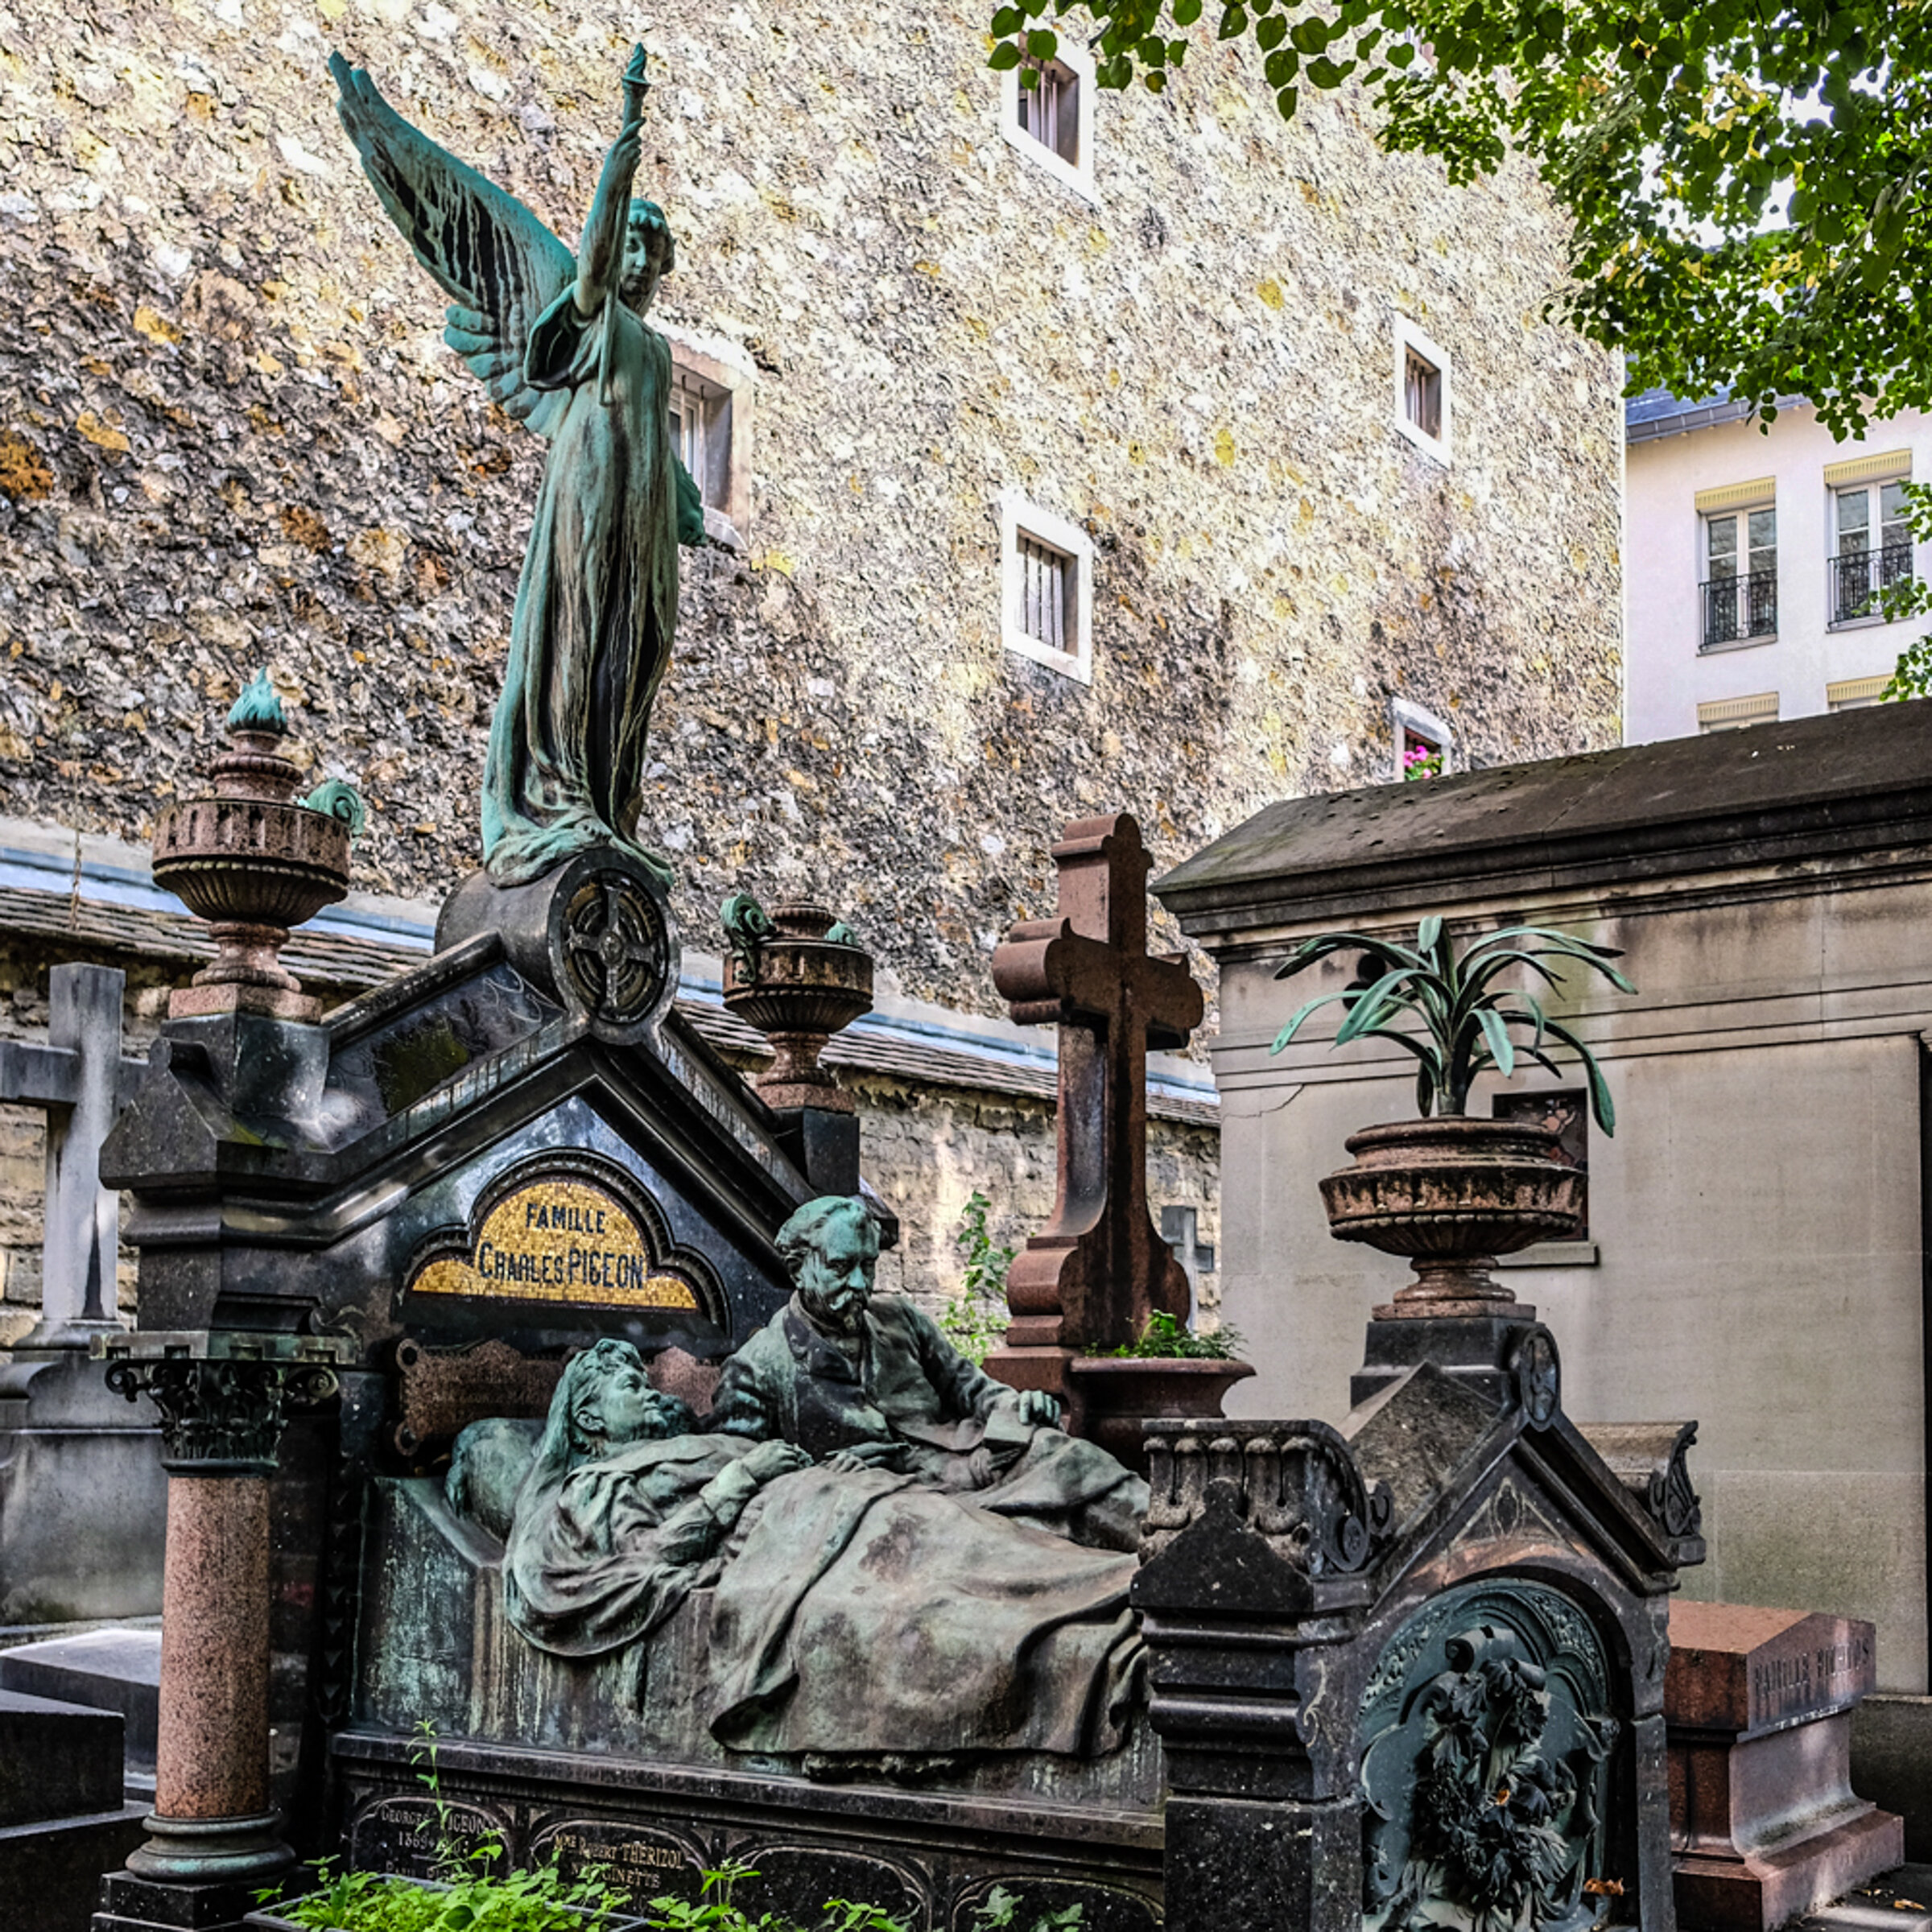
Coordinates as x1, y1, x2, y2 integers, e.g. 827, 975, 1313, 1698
332, 56, 703, 886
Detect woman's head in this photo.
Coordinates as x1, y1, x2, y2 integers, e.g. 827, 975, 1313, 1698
618, 199, 675, 312
552, 1338, 692, 1463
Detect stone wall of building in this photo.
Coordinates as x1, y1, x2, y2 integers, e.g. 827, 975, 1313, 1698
0, 0, 1624, 1024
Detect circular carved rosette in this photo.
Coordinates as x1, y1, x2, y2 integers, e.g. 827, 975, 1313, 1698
1510, 1323, 1563, 1428
555, 867, 672, 1040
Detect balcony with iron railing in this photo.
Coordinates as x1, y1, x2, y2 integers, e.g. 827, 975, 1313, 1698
1829, 541, 1914, 625
1700, 569, 1777, 650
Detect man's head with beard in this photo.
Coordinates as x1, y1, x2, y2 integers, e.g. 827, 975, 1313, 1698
777, 1195, 882, 1337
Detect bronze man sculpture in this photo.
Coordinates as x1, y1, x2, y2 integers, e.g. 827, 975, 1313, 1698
708, 1195, 1150, 1550
331, 43, 701, 887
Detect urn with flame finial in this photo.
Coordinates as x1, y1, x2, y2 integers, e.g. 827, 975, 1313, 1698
151, 670, 362, 1023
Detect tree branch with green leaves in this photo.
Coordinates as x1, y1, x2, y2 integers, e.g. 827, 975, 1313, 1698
987, 0, 1932, 437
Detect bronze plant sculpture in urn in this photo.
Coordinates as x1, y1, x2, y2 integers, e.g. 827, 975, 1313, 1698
1272, 915, 1633, 1317
152, 670, 363, 1024
720, 895, 873, 1111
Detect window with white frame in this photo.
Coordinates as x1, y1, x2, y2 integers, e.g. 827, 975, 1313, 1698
1020, 59, 1080, 165
1000, 492, 1092, 681
669, 368, 730, 510
1391, 696, 1452, 781
1001, 38, 1096, 200
1831, 476, 1913, 625
653, 321, 755, 544
1700, 504, 1778, 648
1393, 319, 1451, 464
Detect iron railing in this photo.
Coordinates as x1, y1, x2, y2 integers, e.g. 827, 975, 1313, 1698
1700, 569, 1777, 650
1830, 542, 1913, 624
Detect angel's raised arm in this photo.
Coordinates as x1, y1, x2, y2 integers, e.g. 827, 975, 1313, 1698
330, 53, 577, 436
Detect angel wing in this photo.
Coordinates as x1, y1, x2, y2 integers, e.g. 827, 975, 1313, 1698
331, 53, 577, 436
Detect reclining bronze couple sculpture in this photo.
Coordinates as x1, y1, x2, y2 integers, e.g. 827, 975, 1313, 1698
461, 1197, 1151, 1766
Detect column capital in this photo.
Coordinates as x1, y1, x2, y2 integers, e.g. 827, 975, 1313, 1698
96, 1331, 350, 1473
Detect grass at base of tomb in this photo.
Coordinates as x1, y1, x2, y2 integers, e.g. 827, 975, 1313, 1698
262, 1734, 1084, 1932
264, 1861, 1084, 1932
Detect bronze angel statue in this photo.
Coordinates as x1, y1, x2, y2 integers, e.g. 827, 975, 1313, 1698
331, 43, 704, 889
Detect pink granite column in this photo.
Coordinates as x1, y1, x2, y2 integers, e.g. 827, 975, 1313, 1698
149, 1472, 273, 1830
99, 1344, 343, 1889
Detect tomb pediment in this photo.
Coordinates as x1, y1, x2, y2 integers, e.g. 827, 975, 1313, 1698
101, 889, 828, 1359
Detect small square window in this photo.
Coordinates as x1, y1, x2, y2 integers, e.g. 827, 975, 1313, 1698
1404, 349, 1442, 442
1493, 1088, 1590, 1239
1019, 59, 1080, 166
1001, 40, 1096, 200
1393, 318, 1452, 464
1000, 491, 1092, 682
654, 323, 755, 544
669, 369, 729, 510
1389, 696, 1452, 782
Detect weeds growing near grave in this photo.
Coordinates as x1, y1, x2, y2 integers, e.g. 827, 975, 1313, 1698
260, 1724, 633, 1932
1104, 1310, 1246, 1361
259, 1784, 1088, 1932
940, 1190, 1015, 1365
1270, 917, 1634, 1131
640, 1867, 1085, 1932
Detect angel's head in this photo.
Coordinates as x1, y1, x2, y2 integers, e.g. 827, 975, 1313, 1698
620, 199, 676, 314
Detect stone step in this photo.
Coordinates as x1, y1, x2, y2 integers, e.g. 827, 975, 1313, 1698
1802, 1866, 1932, 1932
0, 1625, 161, 1778
0, 1802, 150, 1932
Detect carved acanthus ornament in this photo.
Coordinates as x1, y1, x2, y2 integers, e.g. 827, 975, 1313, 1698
97, 1331, 350, 1473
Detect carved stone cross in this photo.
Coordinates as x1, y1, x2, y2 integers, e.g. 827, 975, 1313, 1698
989, 813, 1203, 1374
0, 964, 138, 1349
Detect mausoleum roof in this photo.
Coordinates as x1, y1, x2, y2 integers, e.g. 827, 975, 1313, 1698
1156, 700, 1932, 938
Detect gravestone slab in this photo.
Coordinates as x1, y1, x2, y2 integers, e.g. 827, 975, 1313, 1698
1668, 1601, 1904, 1931
0, 1691, 147, 1932
0, 1626, 163, 1778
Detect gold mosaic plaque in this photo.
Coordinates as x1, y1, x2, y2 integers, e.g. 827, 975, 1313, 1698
408, 1176, 700, 1311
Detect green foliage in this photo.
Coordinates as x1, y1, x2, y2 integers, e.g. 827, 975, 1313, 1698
1269, 917, 1634, 1132
262, 1736, 1091, 1932
266, 1860, 1085, 1932
984, 0, 1932, 433
940, 1189, 1016, 1365
1104, 1310, 1247, 1360
1877, 481, 1932, 698
270, 1860, 634, 1932
263, 1725, 634, 1931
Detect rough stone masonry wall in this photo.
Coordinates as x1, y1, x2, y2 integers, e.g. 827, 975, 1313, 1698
0, 0, 1624, 1023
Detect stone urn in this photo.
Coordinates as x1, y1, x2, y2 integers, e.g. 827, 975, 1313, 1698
1320, 1115, 1582, 1317
1067, 1355, 1257, 1476
152, 672, 355, 1023
721, 900, 873, 1112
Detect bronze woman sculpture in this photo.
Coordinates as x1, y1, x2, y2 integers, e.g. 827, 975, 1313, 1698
331, 43, 701, 887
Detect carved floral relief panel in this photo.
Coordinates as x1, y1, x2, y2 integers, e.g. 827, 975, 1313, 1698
1360, 1579, 1620, 1932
